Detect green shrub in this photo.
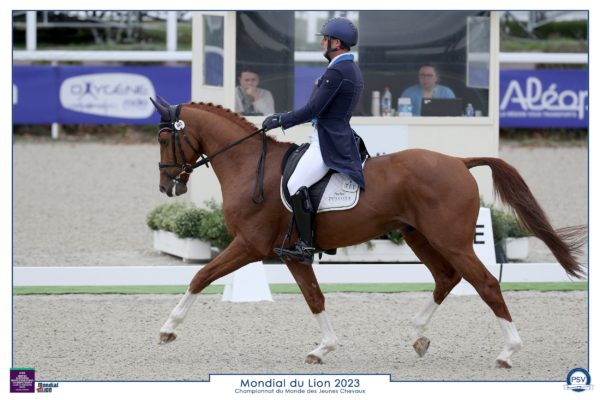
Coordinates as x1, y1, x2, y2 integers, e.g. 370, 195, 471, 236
481, 199, 529, 242
535, 20, 588, 40
173, 208, 209, 239
506, 215, 528, 238
146, 201, 233, 250
146, 202, 188, 232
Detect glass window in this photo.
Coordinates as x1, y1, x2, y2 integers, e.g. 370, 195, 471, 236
234, 11, 491, 117
467, 16, 491, 89
358, 11, 490, 117
203, 15, 224, 87
235, 11, 295, 115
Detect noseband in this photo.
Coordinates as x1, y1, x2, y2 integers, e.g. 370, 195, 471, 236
157, 103, 268, 203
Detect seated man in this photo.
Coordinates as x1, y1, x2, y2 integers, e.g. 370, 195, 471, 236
234, 67, 275, 115
401, 63, 455, 116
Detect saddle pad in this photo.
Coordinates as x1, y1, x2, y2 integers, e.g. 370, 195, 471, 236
280, 144, 361, 213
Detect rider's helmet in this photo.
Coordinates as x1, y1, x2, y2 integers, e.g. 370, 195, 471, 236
318, 17, 358, 48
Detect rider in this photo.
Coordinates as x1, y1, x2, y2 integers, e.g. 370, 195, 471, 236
262, 17, 365, 265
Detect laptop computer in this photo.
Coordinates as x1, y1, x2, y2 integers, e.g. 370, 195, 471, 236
421, 98, 464, 116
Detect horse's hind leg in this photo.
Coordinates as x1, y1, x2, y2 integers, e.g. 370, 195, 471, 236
449, 251, 522, 368
428, 234, 522, 368
403, 229, 461, 357
286, 260, 337, 364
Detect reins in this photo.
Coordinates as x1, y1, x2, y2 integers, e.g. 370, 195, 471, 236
158, 103, 268, 204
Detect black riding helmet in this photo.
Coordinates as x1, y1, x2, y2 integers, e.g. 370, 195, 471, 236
317, 17, 358, 60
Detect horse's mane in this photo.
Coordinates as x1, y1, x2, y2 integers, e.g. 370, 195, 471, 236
184, 102, 260, 133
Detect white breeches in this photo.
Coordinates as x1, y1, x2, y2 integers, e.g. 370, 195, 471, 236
287, 129, 330, 195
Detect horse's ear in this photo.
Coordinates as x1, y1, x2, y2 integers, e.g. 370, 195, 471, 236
157, 95, 171, 108
149, 97, 170, 121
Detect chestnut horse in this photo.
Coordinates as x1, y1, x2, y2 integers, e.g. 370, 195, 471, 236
151, 99, 585, 369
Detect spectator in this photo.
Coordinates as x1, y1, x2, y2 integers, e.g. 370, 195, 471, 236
234, 67, 275, 115
401, 64, 455, 116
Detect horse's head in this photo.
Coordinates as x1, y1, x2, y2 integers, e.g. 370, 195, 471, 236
150, 96, 202, 197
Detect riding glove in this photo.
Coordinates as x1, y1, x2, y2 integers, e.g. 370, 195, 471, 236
262, 113, 284, 131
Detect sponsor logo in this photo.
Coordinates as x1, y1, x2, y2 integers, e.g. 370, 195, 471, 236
564, 367, 592, 392
500, 76, 588, 121
60, 73, 156, 118
10, 368, 35, 393
37, 382, 59, 393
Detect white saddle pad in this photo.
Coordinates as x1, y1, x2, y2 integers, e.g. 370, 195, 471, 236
280, 173, 360, 213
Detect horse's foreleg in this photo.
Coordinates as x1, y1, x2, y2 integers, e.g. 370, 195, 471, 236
403, 230, 461, 357
158, 288, 198, 344
286, 260, 338, 364
159, 239, 258, 344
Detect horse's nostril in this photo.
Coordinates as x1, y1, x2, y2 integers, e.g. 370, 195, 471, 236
159, 185, 166, 193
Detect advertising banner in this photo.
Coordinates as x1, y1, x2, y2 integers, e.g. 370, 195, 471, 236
499, 69, 588, 128
12, 66, 59, 124
13, 66, 589, 128
13, 66, 191, 124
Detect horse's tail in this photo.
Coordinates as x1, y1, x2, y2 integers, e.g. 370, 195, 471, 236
463, 157, 586, 279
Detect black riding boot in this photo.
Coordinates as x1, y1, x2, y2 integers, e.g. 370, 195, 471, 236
274, 187, 315, 265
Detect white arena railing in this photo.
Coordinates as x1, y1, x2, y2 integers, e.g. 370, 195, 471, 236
13, 50, 588, 64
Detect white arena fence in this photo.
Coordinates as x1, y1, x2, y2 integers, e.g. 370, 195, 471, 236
14, 262, 585, 287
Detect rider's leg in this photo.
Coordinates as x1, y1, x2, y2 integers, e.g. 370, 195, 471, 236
278, 186, 315, 264
287, 131, 329, 195
278, 131, 328, 265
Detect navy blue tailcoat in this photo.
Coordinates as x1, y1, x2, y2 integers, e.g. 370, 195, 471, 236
280, 55, 365, 189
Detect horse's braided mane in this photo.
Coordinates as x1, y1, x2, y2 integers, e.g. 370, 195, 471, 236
185, 102, 259, 133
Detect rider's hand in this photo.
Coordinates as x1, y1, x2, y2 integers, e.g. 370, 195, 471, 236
262, 113, 283, 131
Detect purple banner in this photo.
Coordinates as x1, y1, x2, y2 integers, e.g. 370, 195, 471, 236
499, 69, 588, 128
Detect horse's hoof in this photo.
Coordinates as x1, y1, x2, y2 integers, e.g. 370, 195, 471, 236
159, 332, 177, 344
412, 336, 431, 357
305, 354, 323, 364
495, 359, 512, 369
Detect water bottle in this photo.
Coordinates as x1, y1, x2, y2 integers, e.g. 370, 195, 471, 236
465, 103, 475, 117
381, 87, 392, 116
397, 97, 413, 116
371, 91, 381, 116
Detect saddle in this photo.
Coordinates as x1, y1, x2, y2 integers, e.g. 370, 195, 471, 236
280, 134, 370, 213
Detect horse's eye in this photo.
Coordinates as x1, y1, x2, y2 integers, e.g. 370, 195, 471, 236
159, 139, 168, 146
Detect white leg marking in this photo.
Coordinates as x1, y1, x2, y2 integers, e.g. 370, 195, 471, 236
412, 296, 439, 340
308, 311, 338, 361
160, 289, 198, 334
495, 318, 522, 367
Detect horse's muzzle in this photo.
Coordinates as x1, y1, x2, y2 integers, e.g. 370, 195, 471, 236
160, 180, 188, 197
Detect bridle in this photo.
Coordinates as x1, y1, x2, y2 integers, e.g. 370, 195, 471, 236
157, 103, 268, 203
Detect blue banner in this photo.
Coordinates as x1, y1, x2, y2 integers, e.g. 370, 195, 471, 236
13, 66, 59, 124
13, 66, 191, 125
13, 66, 589, 128
499, 69, 588, 128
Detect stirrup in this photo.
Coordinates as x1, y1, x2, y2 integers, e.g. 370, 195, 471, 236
274, 241, 315, 265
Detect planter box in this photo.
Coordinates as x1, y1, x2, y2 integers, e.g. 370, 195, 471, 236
153, 230, 213, 262
503, 237, 529, 261
318, 239, 419, 263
